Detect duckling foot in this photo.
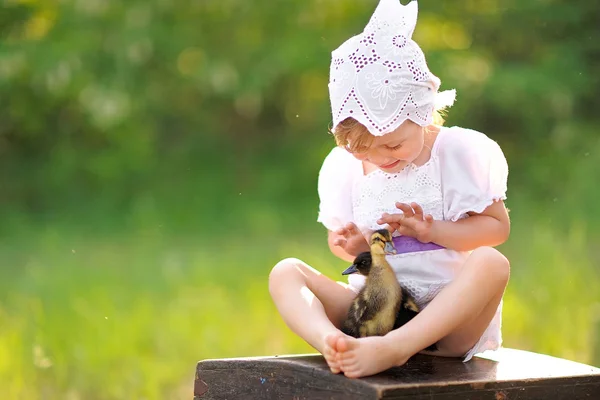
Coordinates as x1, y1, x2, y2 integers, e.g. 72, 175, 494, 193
322, 332, 343, 374
337, 335, 409, 378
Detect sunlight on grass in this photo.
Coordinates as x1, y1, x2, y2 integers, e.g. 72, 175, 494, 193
0, 232, 320, 400
502, 219, 600, 364
0, 216, 598, 399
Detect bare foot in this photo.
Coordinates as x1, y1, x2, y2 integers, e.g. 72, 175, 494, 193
322, 332, 343, 373
336, 335, 409, 378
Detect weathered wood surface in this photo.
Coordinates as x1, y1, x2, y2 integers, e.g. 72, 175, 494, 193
194, 348, 600, 400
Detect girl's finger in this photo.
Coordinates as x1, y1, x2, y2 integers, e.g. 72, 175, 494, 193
345, 223, 358, 233
395, 202, 414, 218
385, 223, 401, 233
411, 203, 424, 220
377, 213, 392, 225
397, 225, 415, 238
398, 216, 417, 230
378, 213, 404, 225
425, 214, 434, 223
333, 238, 347, 248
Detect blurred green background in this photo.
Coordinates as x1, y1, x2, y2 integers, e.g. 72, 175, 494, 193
1, 0, 599, 398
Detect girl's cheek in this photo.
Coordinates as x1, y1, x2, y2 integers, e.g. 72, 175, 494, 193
352, 152, 368, 161
401, 145, 421, 159
393, 149, 411, 160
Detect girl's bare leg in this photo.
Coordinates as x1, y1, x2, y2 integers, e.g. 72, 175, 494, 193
333, 246, 510, 378
269, 258, 357, 372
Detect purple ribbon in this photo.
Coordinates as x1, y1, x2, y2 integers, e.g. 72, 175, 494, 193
391, 235, 445, 255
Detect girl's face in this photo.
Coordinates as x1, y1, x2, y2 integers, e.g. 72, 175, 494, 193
347, 120, 425, 174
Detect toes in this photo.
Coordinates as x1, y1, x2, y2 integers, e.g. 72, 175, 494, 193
322, 338, 342, 374
323, 347, 336, 362
326, 359, 340, 373
337, 335, 359, 353
341, 361, 361, 378
323, 353, 340, 374
340, 354, 357, 369
325, 333, 340, 351
334, 351, 343, 367
336, 336, 349, 353
343, 369, 361, 379
328, 362, 341, 374
341, 351, 357, 361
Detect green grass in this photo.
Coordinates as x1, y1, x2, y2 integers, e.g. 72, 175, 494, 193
0, 228, 330, 400
0, 210, 599, 399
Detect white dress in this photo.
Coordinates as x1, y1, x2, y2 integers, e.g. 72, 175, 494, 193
316, 126, 509, 362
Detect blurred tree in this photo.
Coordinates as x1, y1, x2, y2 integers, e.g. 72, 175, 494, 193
0, 0, 598, 231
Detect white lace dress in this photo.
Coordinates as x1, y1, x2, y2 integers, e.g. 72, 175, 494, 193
317, 126, 509, 362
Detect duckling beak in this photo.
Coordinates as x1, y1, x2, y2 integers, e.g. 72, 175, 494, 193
341, 264, 358, 275
384, 241, 397, 255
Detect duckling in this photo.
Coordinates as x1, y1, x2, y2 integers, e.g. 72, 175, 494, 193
340, 229, 401, 338
341, 240, 438, 351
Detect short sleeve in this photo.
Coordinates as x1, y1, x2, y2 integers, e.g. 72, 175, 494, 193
439, 128, 509, 222
317, 146, 359, 231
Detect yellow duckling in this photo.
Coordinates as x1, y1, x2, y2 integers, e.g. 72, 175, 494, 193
341, 232, 438, 351
341, 229, 401, 338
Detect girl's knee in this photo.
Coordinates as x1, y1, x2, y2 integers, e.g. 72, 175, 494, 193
269, 258, 307, 289
471, 247, 510, 283
271, 257, 305, 274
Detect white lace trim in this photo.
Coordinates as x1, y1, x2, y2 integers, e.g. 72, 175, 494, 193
328, 0, 456, 134
403, 280, 448, 310
352, 160, 443, 234
347, 274, 450, 310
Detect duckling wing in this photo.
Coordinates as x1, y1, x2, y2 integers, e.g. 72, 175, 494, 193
398, 284, 420, 312
341, 295, 373, 338
341, 318, 359, 338
403, 295, 420, 313
341, 302, 364, 338
393, 307, 419, 330
350, 297, 370, 323
394, 288, 421, 329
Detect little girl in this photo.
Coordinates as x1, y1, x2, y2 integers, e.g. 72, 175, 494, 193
269, 0, 510, 378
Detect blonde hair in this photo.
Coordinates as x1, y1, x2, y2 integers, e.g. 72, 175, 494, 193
331, 109, 447, 153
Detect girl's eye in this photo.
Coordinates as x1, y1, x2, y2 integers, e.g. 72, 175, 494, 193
386, 144, 402, 150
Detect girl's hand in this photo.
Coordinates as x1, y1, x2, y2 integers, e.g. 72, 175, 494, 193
332, 223, 370, 256
378, 202, 436, 243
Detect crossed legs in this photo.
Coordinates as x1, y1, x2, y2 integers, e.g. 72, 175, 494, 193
269, 247, 510, 378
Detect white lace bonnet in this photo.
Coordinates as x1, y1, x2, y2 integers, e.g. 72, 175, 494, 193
328, 0, 456, 136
